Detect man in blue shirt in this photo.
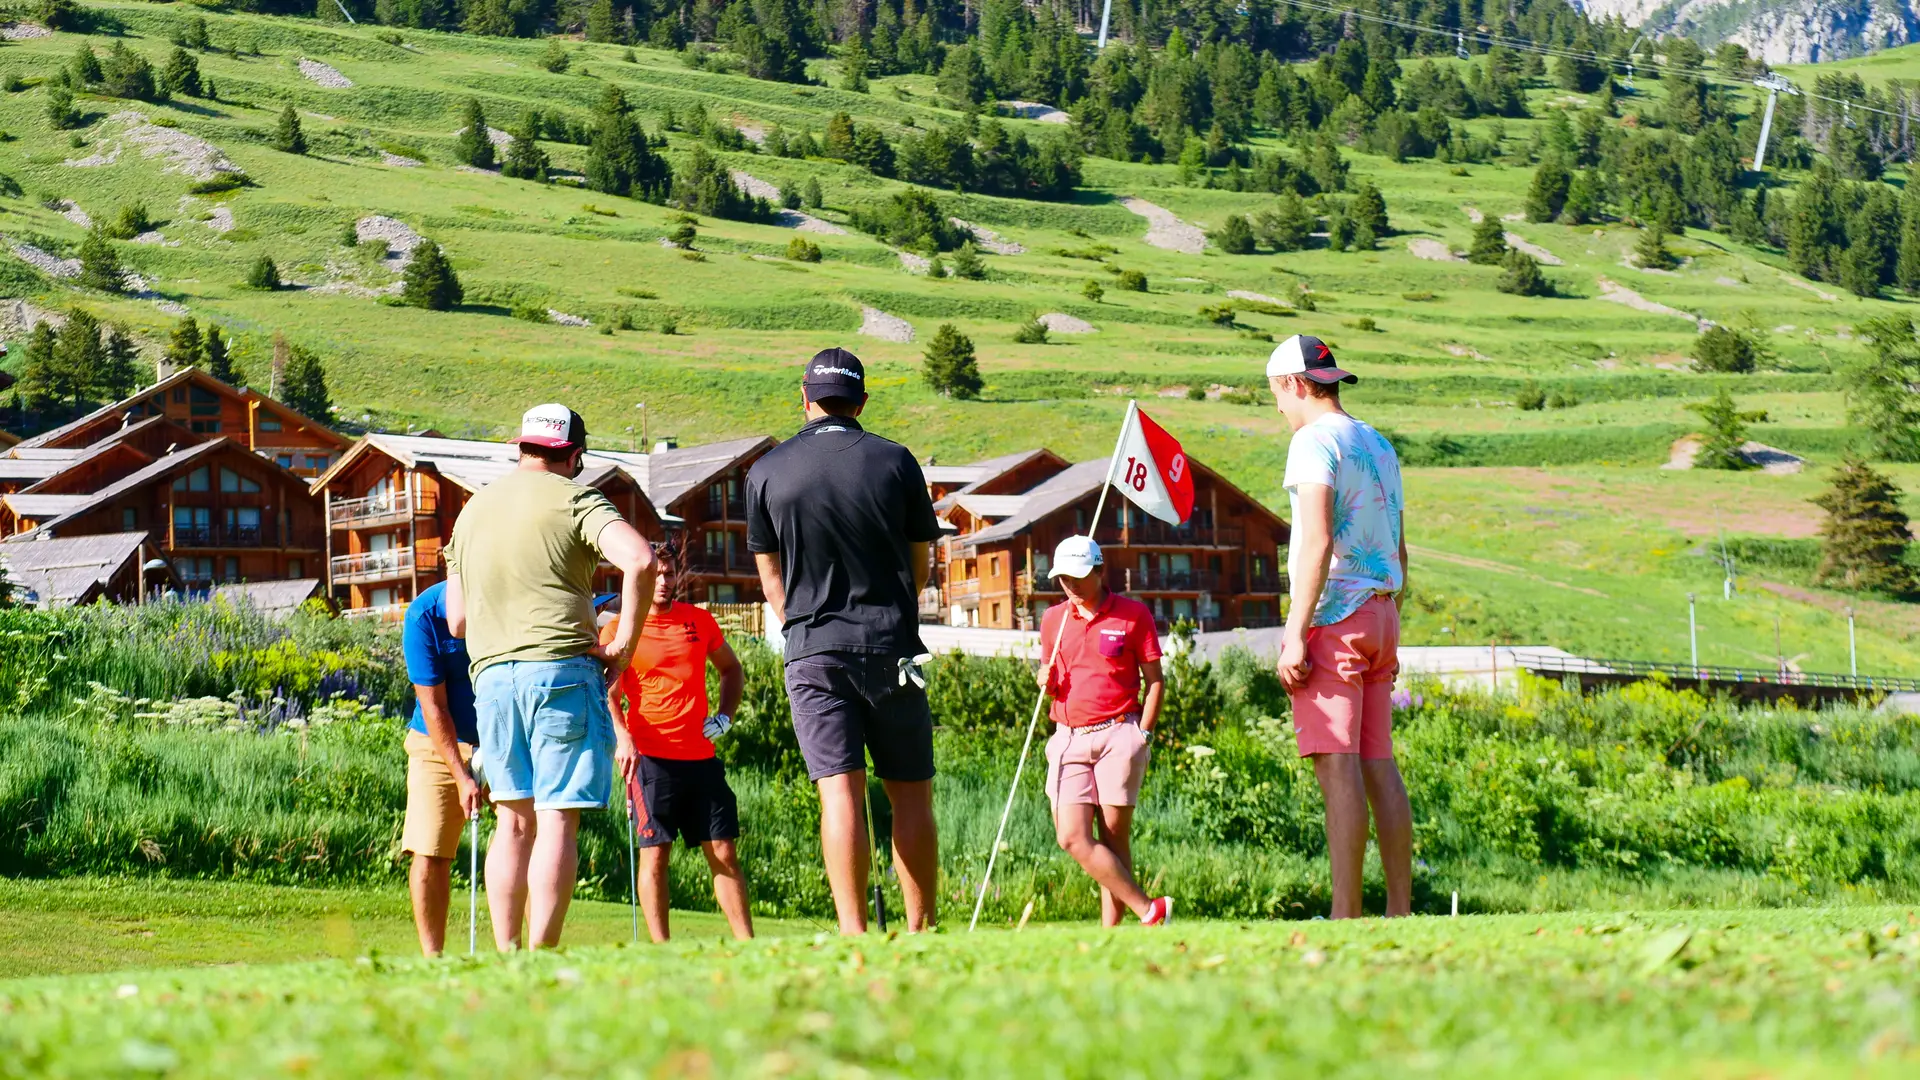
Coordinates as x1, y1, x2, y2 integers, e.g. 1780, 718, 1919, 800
401, 580, 481, 957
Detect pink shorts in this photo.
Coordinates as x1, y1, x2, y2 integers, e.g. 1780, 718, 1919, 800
1045, 717, 1149, 807
1291, 596, 1400, 759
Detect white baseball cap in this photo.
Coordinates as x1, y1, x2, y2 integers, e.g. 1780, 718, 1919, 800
1267, 334, 1357, 384
517, 403, 586, 449
1049, 535, 1103, 579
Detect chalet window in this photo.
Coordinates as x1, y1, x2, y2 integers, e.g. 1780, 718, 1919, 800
1034, 553, 1050, 576
990, 602, 1002, 623
190, 421, 221, 434
224, 507, 262, 542
304, 455, 330, 471
258, 417, 282, 432
175, 557, 212, 583
173, 467, 210, 492
288, 559, 304, 579
710, 583, 738, 604
370, 588, 395, 609
275, 455, 294, 468
987, 555, 998, 576
222, 557, 240, 582
220, 468, 261, 494
122, 508, 138, 530
189, 386, 221, 417
172, 388, 187, 404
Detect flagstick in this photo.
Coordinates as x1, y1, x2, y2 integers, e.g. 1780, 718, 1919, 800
969, 402, 1137, 931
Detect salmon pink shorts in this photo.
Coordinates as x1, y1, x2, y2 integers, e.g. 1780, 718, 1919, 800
1291, 595, 1400, 759
1045, 716, 1149, 807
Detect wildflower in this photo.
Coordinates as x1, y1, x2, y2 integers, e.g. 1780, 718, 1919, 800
1188, 745, 1216, 758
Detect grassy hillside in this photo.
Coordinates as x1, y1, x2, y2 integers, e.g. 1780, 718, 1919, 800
0, 6, 1914, 670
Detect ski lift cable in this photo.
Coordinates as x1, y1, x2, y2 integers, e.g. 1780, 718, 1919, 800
1278, 0, 1913, 123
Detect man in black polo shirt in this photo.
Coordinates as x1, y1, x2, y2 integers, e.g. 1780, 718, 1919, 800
747, 347, 942, 934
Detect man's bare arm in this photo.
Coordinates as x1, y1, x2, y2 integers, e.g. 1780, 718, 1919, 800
711, 640, 745, 717
1280, 483, 1335, 691
1397, 508, 1409, 599
593, 521, 656, 678
755, 552, 787, 626
910, 541, 931, 595
1138, 658, 1165, 733
416, 683, 480, 816
444, 573, 466, 639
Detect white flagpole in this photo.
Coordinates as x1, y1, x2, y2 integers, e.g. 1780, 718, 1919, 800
969, 402, 1138, 931
1097, 0, 1114, 49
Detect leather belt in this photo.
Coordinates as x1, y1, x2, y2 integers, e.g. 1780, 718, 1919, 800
1060, 714, 1139, 734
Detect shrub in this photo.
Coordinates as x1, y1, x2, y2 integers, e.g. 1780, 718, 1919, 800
104, 203, 153, 240
1186, 385, 1207, 401
1198, 303, 1236, 326
785, 237, 822, 262
1684, 388, 1768, 470
803, 177, 823, 209
244, 254, 280, 290
511, 301, 550, 323
187, 174, 247, 195
1467, 216, 1508, 265
400, 240, 463, 311
1211, 213, 1256, 254
1081, 279, 1104, 303
1813, 456, 1915, 594
45, 84, 78, 130
1496, 249, 1550, 296
77, 225, 123, 292
1012, 317, 1049, 344
1118, 269, 1148, 292
540, 40, 572, 73
923, 323, 983, 399
668, 223, 696, 249
1692, 325, 1758, 373
949, 241, 987, 280
1545, 389, 1577, 409
1516, 381, 1547, 410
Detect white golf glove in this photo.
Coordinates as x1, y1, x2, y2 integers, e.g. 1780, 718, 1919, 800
703, 713, 733, 740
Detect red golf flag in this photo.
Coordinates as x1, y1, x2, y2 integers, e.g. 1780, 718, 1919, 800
1111, 401, 1194, 525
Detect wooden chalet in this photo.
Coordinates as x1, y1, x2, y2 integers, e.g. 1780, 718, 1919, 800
636, 435, 777, 605
932, 449, 1291, 632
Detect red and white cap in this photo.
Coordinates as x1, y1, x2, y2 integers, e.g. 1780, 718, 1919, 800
516, 403, 587, 449
1267, 334, 1357, 385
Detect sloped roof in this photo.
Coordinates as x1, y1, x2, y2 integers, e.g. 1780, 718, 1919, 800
932, 448, 1071, 510
645, 436, 776, 511
212, 578, 323, 617
13, 368, 347, 451
923, 464, 991, 486
25, 440, 232, 534
961, 459, 1112, 546
316, 433, 660, 497
951, 494, 1030, 519
0, 530, 147, 607
1, 451, 88, 486
3, 493, 97, 519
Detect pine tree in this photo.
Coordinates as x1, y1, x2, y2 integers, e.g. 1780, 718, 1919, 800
1813, 457, 1915, 594
161, 46, 201, 97
1633, 224, 1679, 271
1496, 249, 1550, 296
803, 176, 824, 209
922, 323, 983, 399
1467, 216, 1508, 265
1684, 388, 1768, 470
45, 83, 78, 130
1561, 170, 1601, 225
274, 105, 306, 154
454, 98, 496, 169
1212, 213, 1257, 254
1524, 158, 1571, 223
502, 109, 549, 182
1350, 182, 1389, 241
585, 0, 620, 43
1899, 177, 1920, 296
1255, 193, 1313, 252
18, 321, 63, 412
165, 316, 203, 371
840, 35, 870, 93
54, 309, 104, 406
401, 240, 464, 310
78, 226, 124, 292
281, 344, 332, 420
202, 325, 240, 384
245, 254, 280, 290
1846, 316, 1920, 462
949, 241, 987, 279
1691, 325, 1757, 374
99, 323, 141, 399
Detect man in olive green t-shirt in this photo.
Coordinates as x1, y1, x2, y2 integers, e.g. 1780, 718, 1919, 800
445, 404, 656, 951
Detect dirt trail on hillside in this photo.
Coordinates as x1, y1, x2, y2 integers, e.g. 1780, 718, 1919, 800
858, 306, 914, 342
1407, 238, 1461, 262
1039, 313, 1096, 334
299, 59, 352, 88
1120, 198, 1206, 254
1505, 234, 1562, 265
1596, 277, 1699, 325
951, 217, 1024, 255
1663, 437, 1805, 475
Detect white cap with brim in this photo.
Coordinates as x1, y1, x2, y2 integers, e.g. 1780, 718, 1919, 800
518, 403, 585, 449
1267, 334, 1358, 385
1049, 535, 1103, 579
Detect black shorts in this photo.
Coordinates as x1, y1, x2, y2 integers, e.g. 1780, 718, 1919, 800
784, 651, 936, 783
624, 756, 739, 850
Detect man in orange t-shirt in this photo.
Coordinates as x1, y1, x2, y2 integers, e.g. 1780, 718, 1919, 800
600, 541, 751, 941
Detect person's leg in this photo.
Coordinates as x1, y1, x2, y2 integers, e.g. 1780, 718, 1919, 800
1095, 804, 1135, 928
1310, 753, 1369, 919
526, 808, 580, 947
815, 770, 870, 934
701, 840, 755, 940
1054, 800, 1151, 919
638, 844, 672, 942
1362, 757, 1413, 916
486, 798, 536, 951
880, 778, 936, 932
409, 854, 453, 956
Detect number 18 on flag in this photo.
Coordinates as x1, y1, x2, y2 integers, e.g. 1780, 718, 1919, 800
1108, 400, 1195, 526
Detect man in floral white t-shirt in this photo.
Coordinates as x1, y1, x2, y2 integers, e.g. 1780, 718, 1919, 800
1267, 334, 1414, 920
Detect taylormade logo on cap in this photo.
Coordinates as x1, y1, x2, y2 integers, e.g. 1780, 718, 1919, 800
811, 364, 862, 380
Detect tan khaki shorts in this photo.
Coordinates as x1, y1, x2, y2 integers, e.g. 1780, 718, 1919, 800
1044, 717, 1150, 808
401, 730, 474, 859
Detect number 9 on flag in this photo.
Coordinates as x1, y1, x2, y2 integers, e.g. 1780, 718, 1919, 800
1111, 401, 1195, 525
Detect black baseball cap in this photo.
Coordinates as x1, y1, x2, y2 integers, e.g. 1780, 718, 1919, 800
802, 347, 867, 402
1267, 334, 1358, 385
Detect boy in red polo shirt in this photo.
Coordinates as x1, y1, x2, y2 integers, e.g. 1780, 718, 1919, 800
602, 541, 753, 942
1038, 535, 1174, 927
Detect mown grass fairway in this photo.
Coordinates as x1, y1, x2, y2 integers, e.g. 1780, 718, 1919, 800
1, 881, 1916, 1078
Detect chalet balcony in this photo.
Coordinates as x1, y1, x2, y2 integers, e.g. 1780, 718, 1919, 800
1119, 519, 1245, 548
1244, 573, 1289, 594
170, 524, 278, 548
947, 577, 981, 602
705, 495, 747, 520
330, 547, 439, 585
1016, 570, 1061, 596
682, 548, 756, 576
343, 604, 407, 622
1123, 567, 1222, 592
329, 490, 432, 530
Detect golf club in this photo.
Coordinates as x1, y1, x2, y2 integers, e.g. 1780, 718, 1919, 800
866, 775, 887, 932
468, 748, 485, 957
626, 784, 639, 943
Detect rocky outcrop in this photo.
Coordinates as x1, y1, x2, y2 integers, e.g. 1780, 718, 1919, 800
1575, 0, 1920, 64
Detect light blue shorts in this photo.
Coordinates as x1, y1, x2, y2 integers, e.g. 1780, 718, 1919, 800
474, 657, 614, 812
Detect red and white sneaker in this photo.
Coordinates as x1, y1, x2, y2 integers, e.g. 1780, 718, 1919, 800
1140, 896, 1173, 927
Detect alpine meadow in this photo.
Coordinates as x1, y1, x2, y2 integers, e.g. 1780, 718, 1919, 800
3, 1, 1920, 1076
